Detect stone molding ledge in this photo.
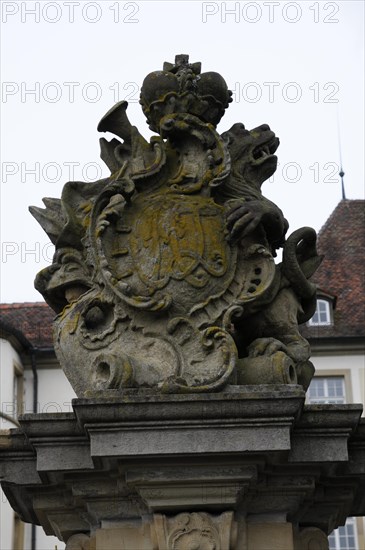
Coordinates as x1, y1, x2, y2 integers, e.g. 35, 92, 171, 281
0, 386, 364, 549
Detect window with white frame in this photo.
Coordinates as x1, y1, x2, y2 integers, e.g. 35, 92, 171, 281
308, 298, 332, 326
307, 376, 346, 404
328, 516, 358, 550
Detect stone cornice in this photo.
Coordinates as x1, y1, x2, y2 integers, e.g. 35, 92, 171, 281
0, 386, 364, 546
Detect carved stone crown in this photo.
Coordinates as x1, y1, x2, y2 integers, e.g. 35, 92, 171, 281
140, 54, 233, 132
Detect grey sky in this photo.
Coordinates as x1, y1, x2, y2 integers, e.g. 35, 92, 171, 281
1, 0, 364, 302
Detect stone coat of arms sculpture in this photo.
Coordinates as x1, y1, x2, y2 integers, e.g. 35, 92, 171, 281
30, 55, 322, 396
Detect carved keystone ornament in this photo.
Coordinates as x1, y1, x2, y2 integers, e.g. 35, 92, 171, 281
30, 55, 322, 396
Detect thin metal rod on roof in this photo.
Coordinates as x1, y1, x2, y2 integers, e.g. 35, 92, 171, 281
339, 167, 346, 200
337, 111, 346, 200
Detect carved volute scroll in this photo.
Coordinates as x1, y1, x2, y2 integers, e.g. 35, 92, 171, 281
152, 511, 237, 550
30, 55, 322, 396
296, 527, 329, 550
65, 533, 92, 550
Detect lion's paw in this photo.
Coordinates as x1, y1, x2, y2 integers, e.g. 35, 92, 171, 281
248, 337, 288, 358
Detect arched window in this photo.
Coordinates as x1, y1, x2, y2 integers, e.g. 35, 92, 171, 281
308, 298, 332, 326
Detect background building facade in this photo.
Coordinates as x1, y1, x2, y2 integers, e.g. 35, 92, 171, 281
303, 200, 365, 550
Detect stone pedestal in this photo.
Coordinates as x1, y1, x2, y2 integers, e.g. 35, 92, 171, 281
1, 386, 364, 549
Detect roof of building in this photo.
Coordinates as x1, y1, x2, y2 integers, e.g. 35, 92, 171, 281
0, 302, 54, 349
302, 199, 365, 339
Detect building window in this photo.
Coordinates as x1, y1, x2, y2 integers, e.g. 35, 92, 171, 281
308, 299, 332, 326
307, 376, 346, 404
328, 517, 358, 550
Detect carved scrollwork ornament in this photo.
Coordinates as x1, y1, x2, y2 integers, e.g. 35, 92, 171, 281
296, 527, 329, 550
153, 512, 236, 550
65, 533, 91, 550
168, 512, 220, 550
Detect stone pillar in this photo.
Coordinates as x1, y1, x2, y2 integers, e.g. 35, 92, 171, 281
0, 388, 364, 550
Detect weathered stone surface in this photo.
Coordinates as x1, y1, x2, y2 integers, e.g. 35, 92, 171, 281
289, 404, 362, 463
247, 520, 294, 550
153, 511, 236, 549
29, 55, 322, 396
73, 388, 302, 458
0, 388, 364, 549
65, 533, 94, 550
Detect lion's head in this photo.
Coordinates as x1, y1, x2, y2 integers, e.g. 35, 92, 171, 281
221, 123, 279, 195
